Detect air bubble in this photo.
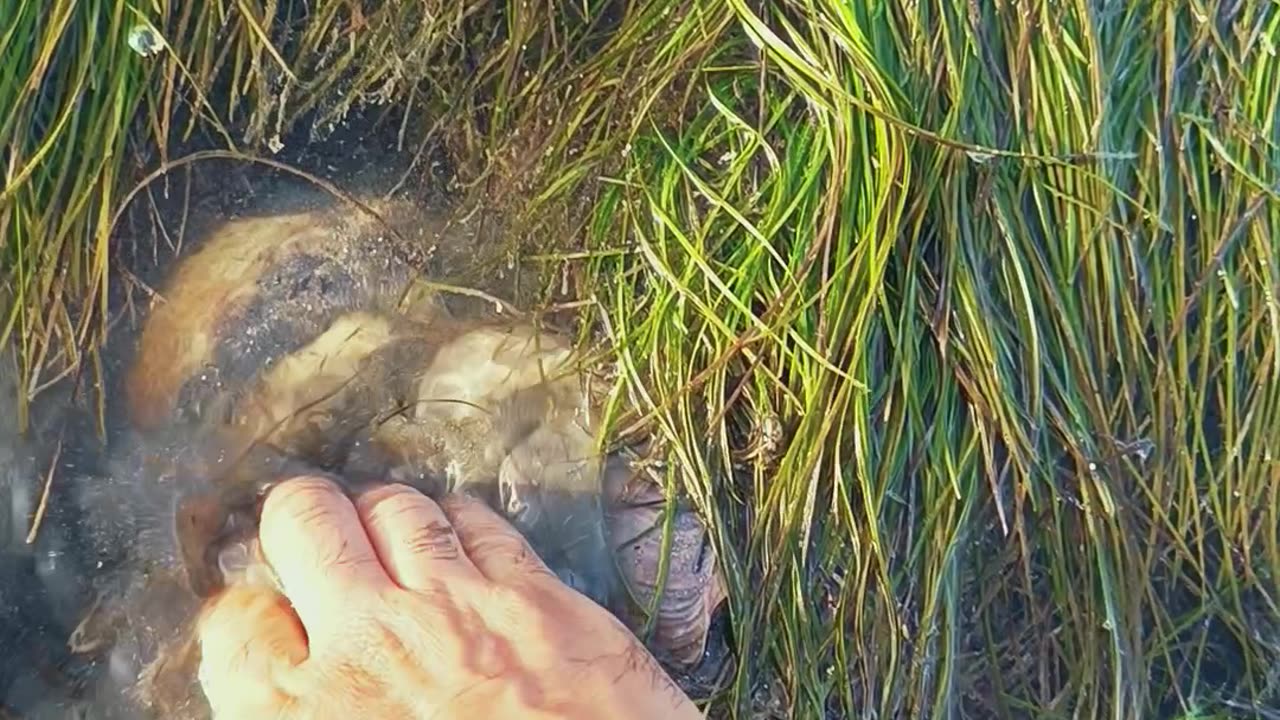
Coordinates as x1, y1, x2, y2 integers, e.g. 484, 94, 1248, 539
128, 24, 166, 57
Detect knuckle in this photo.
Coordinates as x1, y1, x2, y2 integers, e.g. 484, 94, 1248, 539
358, 483, 427, 511
401, 522, 460, 560
264, 476, 343, 518
437, 491, 478, 517
466, 529, 524, 561
361, 485, 433, 521
438, 492, 498, 526
471, 534, 559, 588
511, 541, 557, 577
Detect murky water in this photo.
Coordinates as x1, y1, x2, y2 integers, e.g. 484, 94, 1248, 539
0, 128, 727, 719
0, 145, 556, 718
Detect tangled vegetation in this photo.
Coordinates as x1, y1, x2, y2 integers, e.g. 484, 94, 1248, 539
3, 0, 1279, 717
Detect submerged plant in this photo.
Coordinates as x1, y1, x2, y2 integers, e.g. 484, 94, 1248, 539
2, 0, 1278, 717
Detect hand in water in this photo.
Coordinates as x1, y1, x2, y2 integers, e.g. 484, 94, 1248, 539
195, 476, 704, 719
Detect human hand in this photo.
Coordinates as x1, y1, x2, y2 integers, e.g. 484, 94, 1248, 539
195, 476, 705, 719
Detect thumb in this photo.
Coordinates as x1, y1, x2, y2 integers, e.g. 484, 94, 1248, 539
196, 584, 310, 717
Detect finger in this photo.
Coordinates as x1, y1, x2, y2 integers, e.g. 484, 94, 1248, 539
438, 493, 559, 588
196, 585, 308, 717
258, 476, 391, 639
354, 484, 485, 591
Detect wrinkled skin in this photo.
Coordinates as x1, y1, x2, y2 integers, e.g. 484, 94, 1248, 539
193, 476, 706, 720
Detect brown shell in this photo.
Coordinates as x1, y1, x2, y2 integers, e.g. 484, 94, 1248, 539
605, 459, 728, 667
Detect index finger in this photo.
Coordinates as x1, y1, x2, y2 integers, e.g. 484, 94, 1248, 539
258, 476, 392, 643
